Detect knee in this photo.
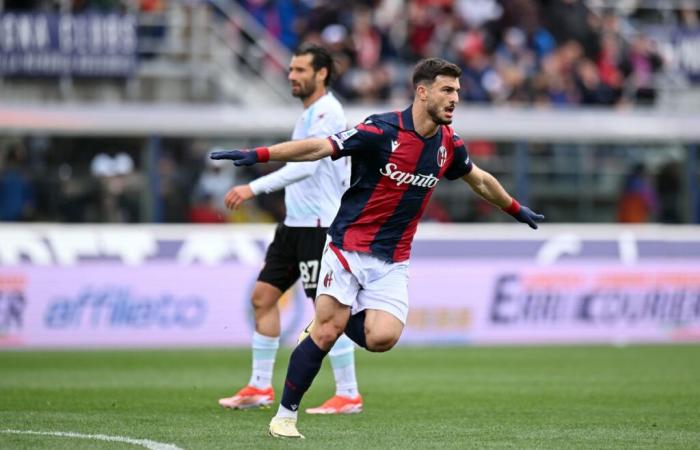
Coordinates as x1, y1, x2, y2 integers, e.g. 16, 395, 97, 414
365, 331, 399, 353
251, 289, 277, 312
311, 322, 344, 350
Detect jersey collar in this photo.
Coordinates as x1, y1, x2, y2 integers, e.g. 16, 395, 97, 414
400, 105, 441, 141
399, 105, 414, 131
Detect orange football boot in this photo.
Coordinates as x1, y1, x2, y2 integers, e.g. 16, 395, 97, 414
305, 394, 363, 414
218, 385, 274, 409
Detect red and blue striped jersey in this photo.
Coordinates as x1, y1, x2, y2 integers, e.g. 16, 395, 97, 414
326, 106, 473, 262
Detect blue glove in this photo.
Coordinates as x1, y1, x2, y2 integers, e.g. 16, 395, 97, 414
210, 147, 270, 166
504, 200, 544, 229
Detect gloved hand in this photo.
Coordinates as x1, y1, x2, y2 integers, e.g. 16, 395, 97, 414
210, 147, 270, 166
503, 199, 544, 229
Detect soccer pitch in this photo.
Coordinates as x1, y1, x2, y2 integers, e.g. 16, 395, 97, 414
1, 346, 699, 449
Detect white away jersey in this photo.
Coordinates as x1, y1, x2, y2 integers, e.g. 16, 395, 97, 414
249, 92, 350, 227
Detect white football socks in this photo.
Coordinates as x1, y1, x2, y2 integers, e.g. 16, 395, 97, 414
276, 403, 297, 419
328, 334, 360, 398
248, 331, 279, 389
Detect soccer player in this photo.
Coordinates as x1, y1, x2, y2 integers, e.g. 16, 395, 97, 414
211, 58, 544, 438
217, 43, 364, 415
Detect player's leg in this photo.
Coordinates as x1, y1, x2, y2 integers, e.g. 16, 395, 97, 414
270, 294, 350, 438
344, 308, 404, 352
305, 333, 363, 414
248, 281, 283, 387
270, 241, 361, 438
363, 309, 404, 352
219, 225, 297, 410
219, 281, 282, 409
300, 230, 363, 415
344, 255, 409, 352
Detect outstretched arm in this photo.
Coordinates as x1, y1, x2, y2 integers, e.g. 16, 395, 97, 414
223, 161, 322, 210
463, 163, 544, 229
211, 138, 334, 166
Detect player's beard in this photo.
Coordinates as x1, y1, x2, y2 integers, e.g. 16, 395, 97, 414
291, 78, 316, 100
427, 101, 452, 125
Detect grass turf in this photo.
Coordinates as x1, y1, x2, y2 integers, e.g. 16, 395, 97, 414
1, 345, 699, 449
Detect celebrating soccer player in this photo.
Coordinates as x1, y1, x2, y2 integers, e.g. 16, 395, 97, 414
216, 44, 364, 415
212, 57, 544, 438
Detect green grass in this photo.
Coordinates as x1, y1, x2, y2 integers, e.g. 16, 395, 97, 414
1, 345, 699, 449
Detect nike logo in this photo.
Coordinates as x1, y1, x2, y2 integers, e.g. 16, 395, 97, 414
391, 139, 399, 152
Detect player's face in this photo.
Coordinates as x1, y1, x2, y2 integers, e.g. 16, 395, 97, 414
288, 54, 321, 100
425, 75, 460, 125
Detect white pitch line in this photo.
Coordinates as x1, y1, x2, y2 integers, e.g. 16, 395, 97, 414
0, 429, 183, 450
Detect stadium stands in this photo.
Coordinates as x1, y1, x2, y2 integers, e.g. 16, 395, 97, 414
0, 0, 698, 224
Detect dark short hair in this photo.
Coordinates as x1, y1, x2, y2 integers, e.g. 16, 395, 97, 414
294, 43, 335, 86
412, 58, 462, 88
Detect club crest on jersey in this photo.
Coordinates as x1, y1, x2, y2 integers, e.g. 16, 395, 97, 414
437, 146, 447, 167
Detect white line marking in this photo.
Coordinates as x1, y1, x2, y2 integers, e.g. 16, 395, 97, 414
0, 429, 183, 450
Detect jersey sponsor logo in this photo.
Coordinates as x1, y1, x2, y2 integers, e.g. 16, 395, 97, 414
437, 145, 447, 167
379, 163, 439, 188
391, 139, 400, 152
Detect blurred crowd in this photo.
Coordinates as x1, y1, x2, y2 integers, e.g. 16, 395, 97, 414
5, 0, 698, 107
0, 137, 686, 224
236, 0, 699, 106
0, 138, 286, 224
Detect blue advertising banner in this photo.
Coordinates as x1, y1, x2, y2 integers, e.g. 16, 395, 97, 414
0, 13, 137, 77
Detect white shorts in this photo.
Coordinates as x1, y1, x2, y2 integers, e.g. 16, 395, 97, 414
316, 238, 410, 324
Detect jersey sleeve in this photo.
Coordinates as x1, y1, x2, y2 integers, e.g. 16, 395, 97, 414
327, 117, 384, 160
249, 160, 321, 195
443, 133, 473, 180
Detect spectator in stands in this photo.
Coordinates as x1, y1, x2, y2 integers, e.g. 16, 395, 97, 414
574, 58, 616, 105
596, 31, 626, 104
494, 27, 537, 103
0, 144, 35, 222
617, 162, 658, 223
626, 33, 663, 106
656, 160, 683, 224
543, 0, 600, 60
236, 0, 673, 108
192, 154, 238, 218
677, 0, 699, 29
90, 152, 140, 223
156, 150, 193, 223
188, 192, 226, 223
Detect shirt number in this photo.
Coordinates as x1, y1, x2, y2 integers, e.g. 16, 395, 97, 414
299, 260, 319, 284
